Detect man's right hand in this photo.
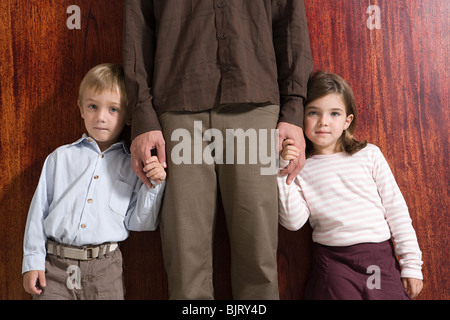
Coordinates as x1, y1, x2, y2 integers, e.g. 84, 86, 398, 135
131, 131, 166, 187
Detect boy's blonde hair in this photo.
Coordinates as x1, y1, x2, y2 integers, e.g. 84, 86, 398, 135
78, 63, 128, 109
304, 71, 367, 157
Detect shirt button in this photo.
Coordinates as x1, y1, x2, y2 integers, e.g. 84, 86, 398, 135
81, 224, 86, 229
217, 2, 224, 8
94, 175, 99, 180
100, 154, 104, 158
223, 67, 230, 72
219, 34, 226, 40
87, 198, 93, 203
88, 139, 92, 142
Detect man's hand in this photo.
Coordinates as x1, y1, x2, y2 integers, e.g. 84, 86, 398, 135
277, 122, 305, 184
23, 270, 46, 295
131, 131, 166, 187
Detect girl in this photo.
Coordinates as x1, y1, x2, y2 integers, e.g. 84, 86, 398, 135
278, 71, 423, 299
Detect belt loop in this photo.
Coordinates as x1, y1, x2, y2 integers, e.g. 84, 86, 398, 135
98, 244, 105, 259
105, 244, 112, 258
52, 242, 58, 258
59, 244, 65, 259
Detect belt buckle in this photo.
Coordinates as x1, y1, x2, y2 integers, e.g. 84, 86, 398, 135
84, 246, 98, 260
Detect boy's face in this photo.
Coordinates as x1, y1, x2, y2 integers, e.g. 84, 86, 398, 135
78, 88, 129, 152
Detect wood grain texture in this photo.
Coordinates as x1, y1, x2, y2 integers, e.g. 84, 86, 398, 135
0, 0, 447, 300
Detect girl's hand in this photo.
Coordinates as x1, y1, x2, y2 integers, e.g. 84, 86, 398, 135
143, 156, 167, 184
402, 278, 423, 299
281, 139, 300, 161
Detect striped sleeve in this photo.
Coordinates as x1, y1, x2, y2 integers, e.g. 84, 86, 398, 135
372, 148, 423, 279
277, 173, 310, 231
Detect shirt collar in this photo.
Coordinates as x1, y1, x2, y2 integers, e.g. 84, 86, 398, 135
72, 134, 131, 156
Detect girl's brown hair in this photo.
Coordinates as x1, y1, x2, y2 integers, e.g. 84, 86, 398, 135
304, 71, 367, 157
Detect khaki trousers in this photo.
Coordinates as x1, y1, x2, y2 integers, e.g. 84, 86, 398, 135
33, 244, 124, 300
159, 104, 280, 299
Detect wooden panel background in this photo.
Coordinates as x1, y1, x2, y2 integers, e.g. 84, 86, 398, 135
0, 0, 447, 300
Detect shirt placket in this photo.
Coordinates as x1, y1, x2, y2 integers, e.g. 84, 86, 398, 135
214, 1, 231, 77
79, 150, 105, 235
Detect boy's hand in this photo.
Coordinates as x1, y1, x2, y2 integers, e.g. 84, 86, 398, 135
402, 278, 423, 299
281, 139, 300, 161
131, 131, 166, 188
23, 270, 46, 295
143, 156, 167, 184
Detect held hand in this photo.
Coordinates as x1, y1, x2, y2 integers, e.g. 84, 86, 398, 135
281, 139, 300, 161
143, 156, 167, 183
402, 278, 423, 299
277, 122, 306, 184
23, 270, 46, 295
131, 131, 166, 187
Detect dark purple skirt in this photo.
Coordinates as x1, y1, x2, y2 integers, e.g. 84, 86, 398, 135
305, 240, 411, 300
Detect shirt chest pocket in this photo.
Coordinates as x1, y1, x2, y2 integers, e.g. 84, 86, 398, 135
109, 180, 134, 217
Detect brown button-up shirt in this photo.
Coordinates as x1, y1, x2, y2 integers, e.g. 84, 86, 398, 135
123, 0, 313, 139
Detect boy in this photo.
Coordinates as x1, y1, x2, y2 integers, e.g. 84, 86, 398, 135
22, 63, 166, 300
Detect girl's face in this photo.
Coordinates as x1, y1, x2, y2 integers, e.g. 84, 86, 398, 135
304, 93, 354, 155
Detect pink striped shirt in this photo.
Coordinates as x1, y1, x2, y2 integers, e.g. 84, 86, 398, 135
278, 144, 423, 279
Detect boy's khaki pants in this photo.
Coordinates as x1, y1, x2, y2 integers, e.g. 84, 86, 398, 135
159, 103, 280, 300
33, 245, 124, 300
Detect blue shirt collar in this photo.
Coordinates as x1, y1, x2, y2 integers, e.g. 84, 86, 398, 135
72, 134, 131, 156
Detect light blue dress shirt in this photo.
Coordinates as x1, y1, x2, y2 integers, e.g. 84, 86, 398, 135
22, 134, 165, 273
